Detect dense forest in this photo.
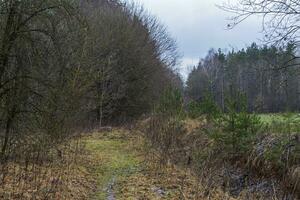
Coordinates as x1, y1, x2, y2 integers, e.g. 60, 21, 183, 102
0, 0, 181, 165
186, 44, 300, 113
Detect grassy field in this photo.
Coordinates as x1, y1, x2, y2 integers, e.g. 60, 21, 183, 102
259, 113, 300, 124
258, 113, 300, 134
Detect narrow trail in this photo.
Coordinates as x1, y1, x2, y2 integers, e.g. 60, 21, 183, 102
81, 130, 296, 200
83, 130, 201, 200
106, 177, 116, 200
84, 131, 141, 199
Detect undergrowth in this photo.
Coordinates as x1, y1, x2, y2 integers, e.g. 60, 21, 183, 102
144, 90, 299, 198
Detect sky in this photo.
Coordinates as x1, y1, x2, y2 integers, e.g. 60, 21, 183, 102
133, 0, 263, 80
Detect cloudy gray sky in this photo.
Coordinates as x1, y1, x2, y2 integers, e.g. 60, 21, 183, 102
133, 0, 263, 80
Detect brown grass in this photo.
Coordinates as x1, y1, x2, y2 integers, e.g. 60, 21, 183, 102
0, 137, 96, 200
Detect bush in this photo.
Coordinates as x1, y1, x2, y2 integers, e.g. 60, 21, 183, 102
146, 87, 186, 162
209, 94, 262, 156
200, 94, 221, 120
263, 134, 300, 170
187, 100, 202, 119
156, 87, 185, 119
187, 93, 220, 120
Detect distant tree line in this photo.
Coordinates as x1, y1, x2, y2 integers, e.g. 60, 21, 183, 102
0, 0, 181, 167
186, 43, 300, 113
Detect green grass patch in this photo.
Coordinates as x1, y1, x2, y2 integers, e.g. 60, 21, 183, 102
84, 131, 140, 199
258, 113, 300, 134
259, 113, 300, 124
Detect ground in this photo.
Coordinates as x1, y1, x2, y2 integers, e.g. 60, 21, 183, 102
83, 130, 236, 200
85, 131, 141, 199
84, 130, 197, 199
1, 115, 297, 199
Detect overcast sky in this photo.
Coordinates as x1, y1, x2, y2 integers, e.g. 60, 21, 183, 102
133, 0, 263, 80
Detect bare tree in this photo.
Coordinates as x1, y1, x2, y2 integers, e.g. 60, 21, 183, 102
219, 0, 300, 45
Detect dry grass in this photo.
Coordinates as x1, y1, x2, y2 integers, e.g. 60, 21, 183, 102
1, 127, 297, 199
138, 116, 299, 199
0, 137, 96, 200
116, 156, 239, 200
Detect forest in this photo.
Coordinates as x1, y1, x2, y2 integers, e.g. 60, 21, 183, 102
186, 43, 300, 113
0, 0, 299, 199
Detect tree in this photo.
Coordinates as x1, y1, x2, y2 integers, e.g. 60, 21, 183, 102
0, 0, 182, 168
0, 0, 86, 161
219, 0, 300, 46
186, 44, 300, 113
81, 1, 181, 124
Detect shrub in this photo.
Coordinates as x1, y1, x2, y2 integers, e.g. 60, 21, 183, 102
209, 94, 262, 156
187, 100, 202, 119
263, 134, 300, 170
156, 87, 185, 119
146, 87, 186, 162
187, 93, 220, 120
200, 94, 221, 120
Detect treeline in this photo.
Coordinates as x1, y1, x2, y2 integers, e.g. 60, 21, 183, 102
0, 0, 181, 167
186, 43, 300, 113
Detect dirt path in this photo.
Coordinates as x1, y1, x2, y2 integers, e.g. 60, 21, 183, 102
83, 130, 243, 200
83, 130, 203, 200
83, 131, 141, 199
